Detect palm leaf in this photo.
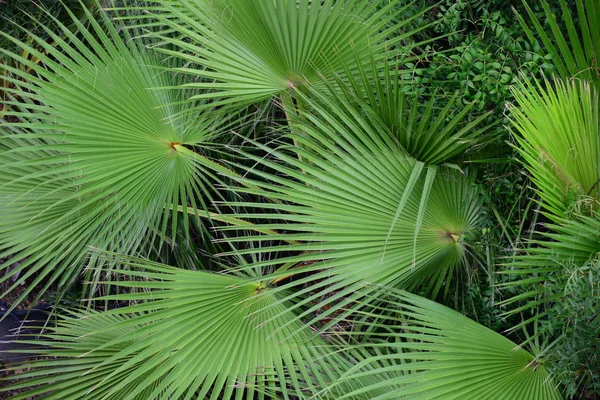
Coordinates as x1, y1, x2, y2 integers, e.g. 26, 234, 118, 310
218, 100, 483, 333
498, 212, 600, 326
503, 76, 600, 330
322, 289, 561, 400
120, 0, 438, 109
517, 0, 600, 87
0, 6, 234, 307
509, 77, 599, 220
1, 256, 354, 399
294, 55, 494, 166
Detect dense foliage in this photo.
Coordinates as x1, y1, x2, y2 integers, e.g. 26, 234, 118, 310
0, 0, 598, 399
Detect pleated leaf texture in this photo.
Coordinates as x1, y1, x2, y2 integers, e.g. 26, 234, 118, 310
323, 290, 562, 400
220, 105, 482, 330
295, 60, 493, 166
136, 0, 433, 108
499, 211, 600, 321
0, 11, 227, 305
509, 78, 600, 219
2, 258, 353, 400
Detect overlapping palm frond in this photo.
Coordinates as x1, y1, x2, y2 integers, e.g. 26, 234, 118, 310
322, 289, 561, 400
517, 0, 600, 87
0, 6, 234, 307
1, 256, 355, 400
509, 77, 599, 220
122, 0, 437, 109
218, 94, 483, 331
0, 1, 582, 399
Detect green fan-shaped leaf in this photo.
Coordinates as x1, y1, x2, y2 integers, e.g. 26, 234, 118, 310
503, 76, 600, 330
291, 55, 494, 166
499, 212, 600, 326
0, 6, 233, 306
323, 289, 561, 400
1, 256, 354, 400
219, 101, 482, 332
126, 0, 436, 108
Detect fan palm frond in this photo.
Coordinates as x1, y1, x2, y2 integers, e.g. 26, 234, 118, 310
219, 98, 483, 332
125, 0, 437, 109
292, 56, 494, 166
1, 256, 352, 399
0, 6, 234, 307
504, 75, 600, 333
322, 289, 561, 400
499, 212, 600, 325
509, 77, 599, 220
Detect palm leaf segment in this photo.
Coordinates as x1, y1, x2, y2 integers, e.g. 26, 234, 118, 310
0, 8, 228, 305
518, 0, 600, 87
500, 212, 600, 321
507, 0, 600, 328
2, 258, 353, 400
307, 57, 493, 166
142, 0, 432, 108
324, 290, 561, 400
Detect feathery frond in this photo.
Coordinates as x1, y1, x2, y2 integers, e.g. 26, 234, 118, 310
509, 77, 599, 219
